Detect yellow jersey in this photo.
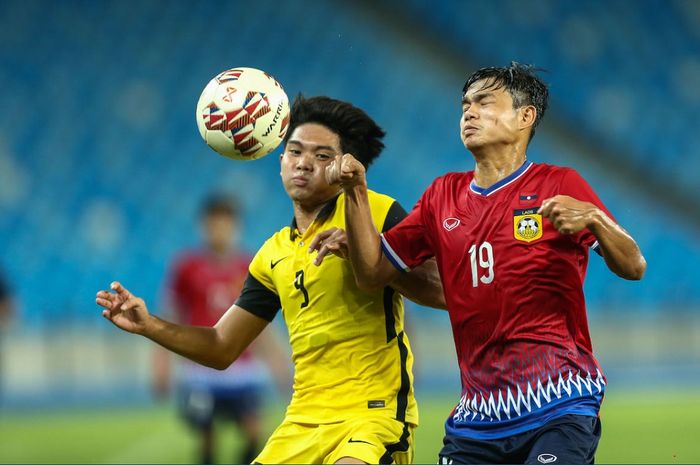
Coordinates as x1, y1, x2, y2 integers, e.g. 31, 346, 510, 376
236, 190, 418, 426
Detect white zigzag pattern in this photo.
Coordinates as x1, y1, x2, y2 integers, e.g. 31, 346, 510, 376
453, 369, 605, 423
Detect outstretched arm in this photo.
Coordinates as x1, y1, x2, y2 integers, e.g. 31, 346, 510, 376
97, 282, 268, 370
539, 195, 646, 280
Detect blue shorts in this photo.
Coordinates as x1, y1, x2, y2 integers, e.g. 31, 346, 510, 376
439, 414, 602, 464
178, 383, 263, 430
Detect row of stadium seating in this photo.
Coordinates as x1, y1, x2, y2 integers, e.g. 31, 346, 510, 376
391, 0, 700, 196
0, 0, 697, 330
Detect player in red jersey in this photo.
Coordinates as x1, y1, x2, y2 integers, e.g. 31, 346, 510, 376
323, 63, 647, 464
154, 195, 289, 464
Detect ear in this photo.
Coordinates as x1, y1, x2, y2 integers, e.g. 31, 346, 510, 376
519, 105, 537, 131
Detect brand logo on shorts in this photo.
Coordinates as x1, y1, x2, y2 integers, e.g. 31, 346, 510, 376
537, 453, 557, 464
443, 217, 460, 231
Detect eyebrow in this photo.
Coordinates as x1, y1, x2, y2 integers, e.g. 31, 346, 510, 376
462, 92, 494, 104
287, 140, 337, 152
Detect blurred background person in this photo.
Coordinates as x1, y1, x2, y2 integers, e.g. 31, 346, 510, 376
154, 195, 290, 464
0, 267, 15, 408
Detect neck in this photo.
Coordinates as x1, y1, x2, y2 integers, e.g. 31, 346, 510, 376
471, 143, 527, 188
292, 196, 336, 235
208, 245, 231, 258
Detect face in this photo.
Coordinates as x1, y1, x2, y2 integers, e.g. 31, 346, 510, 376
202, 212, 237, 253
280, 123, 343, 208
460, 78, 525, 150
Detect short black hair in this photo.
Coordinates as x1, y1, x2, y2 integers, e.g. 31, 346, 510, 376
463, 62, 549, 141
282, 95, 385, 169
200, 194, 240, 219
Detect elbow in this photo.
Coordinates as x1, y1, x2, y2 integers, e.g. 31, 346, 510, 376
621, 256, 647, 281
630, 257, 647, 281
211, 354, 236, 371
355, 276, 384, 293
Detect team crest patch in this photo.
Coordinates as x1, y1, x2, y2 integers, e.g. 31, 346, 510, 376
514, 208, 543, 242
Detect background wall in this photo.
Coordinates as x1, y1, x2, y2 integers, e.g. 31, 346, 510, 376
0, 0, 699, 463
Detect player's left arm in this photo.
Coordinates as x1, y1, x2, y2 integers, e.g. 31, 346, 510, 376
539, 194, 646, 280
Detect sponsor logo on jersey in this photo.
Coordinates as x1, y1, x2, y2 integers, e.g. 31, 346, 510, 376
443, 217, 461, 231
348, 438, 373, 445
270, 256, 288, 269
513, 208, 543, 243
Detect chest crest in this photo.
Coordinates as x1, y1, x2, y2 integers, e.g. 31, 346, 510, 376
513, 208, 543, 243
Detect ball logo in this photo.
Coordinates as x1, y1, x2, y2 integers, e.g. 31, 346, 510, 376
537, 453, 557, 463
443, 218, 460, 231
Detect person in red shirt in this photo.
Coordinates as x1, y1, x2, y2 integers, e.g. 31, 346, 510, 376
154, 195, 289, 464
323, 63, 647, 464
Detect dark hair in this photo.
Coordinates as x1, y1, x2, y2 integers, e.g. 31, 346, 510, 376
282, 95, 385, 169
200, 194, 240, 219
463, 62, 549, 141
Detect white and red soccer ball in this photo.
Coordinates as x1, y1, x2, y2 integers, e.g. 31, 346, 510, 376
196, 67, 290, 160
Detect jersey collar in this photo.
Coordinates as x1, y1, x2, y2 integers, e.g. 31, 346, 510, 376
289, 194, 340, 240
469, 160, 534, 197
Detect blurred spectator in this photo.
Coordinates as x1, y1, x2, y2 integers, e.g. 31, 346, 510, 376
153, 195, 290, 464
0, 267, 14, 406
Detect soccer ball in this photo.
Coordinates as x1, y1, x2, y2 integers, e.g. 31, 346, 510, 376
196, 67, 290, 160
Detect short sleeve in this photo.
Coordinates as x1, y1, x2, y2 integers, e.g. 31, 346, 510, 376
558, 168, 615, 252
234, 273, 281, 322
381, 201, 408, 232
380, 188, 435, 272
236, 243, 281, 321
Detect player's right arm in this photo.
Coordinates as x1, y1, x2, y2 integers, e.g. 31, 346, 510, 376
326, 154, 403, 291
97, 282, 268, 370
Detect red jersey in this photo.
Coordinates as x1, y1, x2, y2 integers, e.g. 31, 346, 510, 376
382, 161, 610, 439
169, 250, 262, 385
171, 251, 250, 326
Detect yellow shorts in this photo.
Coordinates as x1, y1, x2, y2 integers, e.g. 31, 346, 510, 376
254, 415, 415, 464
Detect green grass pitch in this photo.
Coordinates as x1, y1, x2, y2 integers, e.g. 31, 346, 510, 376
1, 390, 698, 463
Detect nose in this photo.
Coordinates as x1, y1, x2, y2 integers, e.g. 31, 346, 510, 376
462, 104, 477, 122
295, 152, 313, 171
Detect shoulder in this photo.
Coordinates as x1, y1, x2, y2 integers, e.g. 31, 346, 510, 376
418, 172, 472, 201
171, 250, 201, 273
531, 162, 580, 179
432, 171, 472, 189
254, 228, 291, 258
366, 189, 397, 209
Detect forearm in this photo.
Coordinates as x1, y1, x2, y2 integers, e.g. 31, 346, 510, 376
143, 316, 234, 370
390, 259, 447, 309
589, 211, 646, 280
344, 184, 394, 289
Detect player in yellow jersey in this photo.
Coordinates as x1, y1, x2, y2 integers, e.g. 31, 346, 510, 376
96, 95, 446, 464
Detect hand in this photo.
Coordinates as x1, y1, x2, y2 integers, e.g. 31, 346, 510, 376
308, 227, 349, 265
325, 153, 366, 190
538, 195, 599, 235
96, 281, 151, 335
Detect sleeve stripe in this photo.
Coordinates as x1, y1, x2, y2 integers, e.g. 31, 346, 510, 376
381, 233, 410, 272
591, 240, 602, 256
